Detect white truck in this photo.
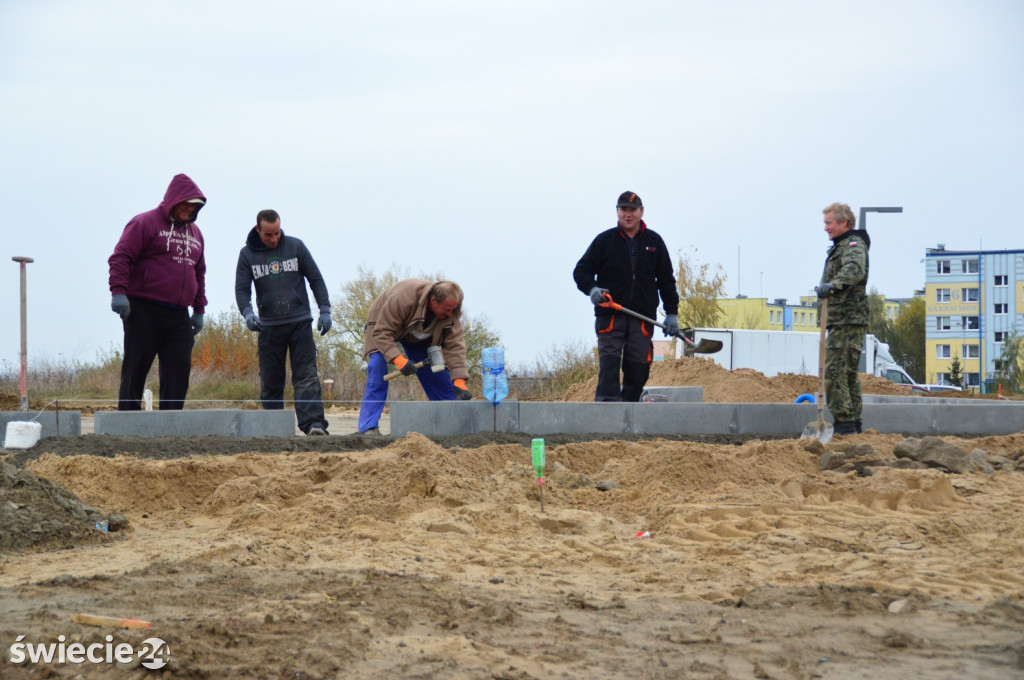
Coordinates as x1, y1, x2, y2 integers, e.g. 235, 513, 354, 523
677, 328, 961, 393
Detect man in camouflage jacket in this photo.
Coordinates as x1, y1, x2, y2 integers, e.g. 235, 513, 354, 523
815, 202, 870, 435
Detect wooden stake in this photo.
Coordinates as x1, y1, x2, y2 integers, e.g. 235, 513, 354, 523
72, 614, 152, 629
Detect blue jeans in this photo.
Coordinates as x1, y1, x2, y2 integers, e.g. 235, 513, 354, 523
357, 341, 455, 432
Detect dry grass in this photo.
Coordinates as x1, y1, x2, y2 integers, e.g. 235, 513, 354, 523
0, 331, 597, 409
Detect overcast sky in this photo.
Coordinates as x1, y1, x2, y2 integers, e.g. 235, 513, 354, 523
2, 0, 1022, 376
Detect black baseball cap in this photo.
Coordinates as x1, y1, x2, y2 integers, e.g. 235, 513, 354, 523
616, 191, 642, 209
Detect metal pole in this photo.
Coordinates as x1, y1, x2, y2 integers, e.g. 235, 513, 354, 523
859, 206, 903, 230
12, 256, 34, 412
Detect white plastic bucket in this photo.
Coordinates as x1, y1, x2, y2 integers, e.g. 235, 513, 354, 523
3, 421, 42, 449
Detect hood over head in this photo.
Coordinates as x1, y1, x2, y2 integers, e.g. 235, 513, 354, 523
160, 174, 207, 222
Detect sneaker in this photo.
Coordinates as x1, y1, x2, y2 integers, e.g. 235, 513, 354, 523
308, 426, 327, 436
359, 427, 381, 436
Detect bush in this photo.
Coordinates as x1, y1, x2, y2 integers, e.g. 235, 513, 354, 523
508, 339, 598, 400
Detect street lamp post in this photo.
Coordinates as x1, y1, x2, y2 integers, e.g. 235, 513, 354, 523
12, 256, 34, 412
859, 206, 903, 230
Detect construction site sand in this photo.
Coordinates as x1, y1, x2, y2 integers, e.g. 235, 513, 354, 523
2, 426, 1024, 678
564, 355, 919, 402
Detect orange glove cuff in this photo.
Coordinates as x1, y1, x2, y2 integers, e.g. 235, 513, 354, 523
453, 379, 467, 390
393, 355, 408, 369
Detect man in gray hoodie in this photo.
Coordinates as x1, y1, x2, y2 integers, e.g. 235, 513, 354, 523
235, 209, 332, 435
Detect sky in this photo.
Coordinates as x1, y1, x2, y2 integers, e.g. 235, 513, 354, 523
2, 0, 1022, 375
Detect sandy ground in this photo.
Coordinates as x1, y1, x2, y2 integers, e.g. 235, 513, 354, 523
2, 359, 1023, 679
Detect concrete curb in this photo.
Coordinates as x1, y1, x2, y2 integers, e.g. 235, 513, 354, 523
392, 399, 1024, 436
94, 409, 295, 436
1, 412, 81, 440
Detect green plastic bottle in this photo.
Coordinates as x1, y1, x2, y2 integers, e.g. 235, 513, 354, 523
531, 438, 545, 477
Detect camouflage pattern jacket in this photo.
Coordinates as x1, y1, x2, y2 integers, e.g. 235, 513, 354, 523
820, 228, 870, 327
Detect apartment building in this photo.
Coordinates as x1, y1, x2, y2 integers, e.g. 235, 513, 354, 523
713, 295, 903, 332
923, 245, 1024, 389
716, 296, 819, 331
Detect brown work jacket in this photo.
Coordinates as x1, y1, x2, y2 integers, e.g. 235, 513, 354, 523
361, 279, 469, 381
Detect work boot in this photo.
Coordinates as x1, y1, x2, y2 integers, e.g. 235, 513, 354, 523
833, 421, 857, 436
360, 427, 381, 436
854, 420, 863, 434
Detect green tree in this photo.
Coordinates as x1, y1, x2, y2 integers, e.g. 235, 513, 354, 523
324, 264, 414, 368
324, 264, 501, 379
867, 288, 893, 343
948, 353, 963, 388
461, 313, 502, 378
887, 296, 926, 382
676, 247, 727, 328
994, 330, 1024, 393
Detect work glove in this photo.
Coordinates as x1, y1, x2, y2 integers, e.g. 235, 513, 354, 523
394, 355, 417, 376
317, 312, 332, 336
664, 314, 679, 337
190, 312, 204, 336
111, 294, 130, 320
243, 309, 262, 332
815, 283, 838, 299
589, 287, 610, 305
453, 379, 472, 401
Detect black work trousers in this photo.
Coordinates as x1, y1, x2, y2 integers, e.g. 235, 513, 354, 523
257, 320, 327, 434
118, 297, 194, 410
594, 313, 653, 402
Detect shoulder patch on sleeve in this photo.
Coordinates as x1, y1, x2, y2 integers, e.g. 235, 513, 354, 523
849, 241, 859, 246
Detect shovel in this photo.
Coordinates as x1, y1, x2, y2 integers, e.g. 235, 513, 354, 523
801, 298, 833, 443
597, 294, 723, 354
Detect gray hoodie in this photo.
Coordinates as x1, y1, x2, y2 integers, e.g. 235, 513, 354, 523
234, 227, 330, 326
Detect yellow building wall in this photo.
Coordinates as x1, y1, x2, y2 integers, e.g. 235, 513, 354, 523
925, 339, 981, 385
716, 298, 770, 329
714, 298, 818, 331
922, 283, 980, 316
883, 300, 900, 321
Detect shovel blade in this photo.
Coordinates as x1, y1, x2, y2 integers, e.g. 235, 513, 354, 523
801, 421, 834, 444
690, 339, 723, 354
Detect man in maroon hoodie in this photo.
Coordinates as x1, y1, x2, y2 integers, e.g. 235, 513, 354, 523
108, 174, 207, 410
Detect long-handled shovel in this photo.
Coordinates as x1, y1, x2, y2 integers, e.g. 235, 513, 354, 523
597, 294, 723, 354
801, 298, 833, 443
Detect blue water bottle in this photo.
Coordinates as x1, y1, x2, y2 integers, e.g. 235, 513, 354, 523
482, 347, 508, 405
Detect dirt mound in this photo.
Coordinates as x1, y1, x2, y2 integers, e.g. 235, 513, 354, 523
4, 432, 1024, 677
563, 356, 914, 401
0, 460, 120, 553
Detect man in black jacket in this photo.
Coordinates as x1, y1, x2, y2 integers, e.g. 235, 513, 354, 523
235, 209, 332, 435
573, 191, 680, 401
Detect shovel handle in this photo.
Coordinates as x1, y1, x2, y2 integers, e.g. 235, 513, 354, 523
598, 293, 699, 348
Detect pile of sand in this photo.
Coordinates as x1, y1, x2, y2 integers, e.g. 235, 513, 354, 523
563, 356, 914, 402
5, 431, 1024, 677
